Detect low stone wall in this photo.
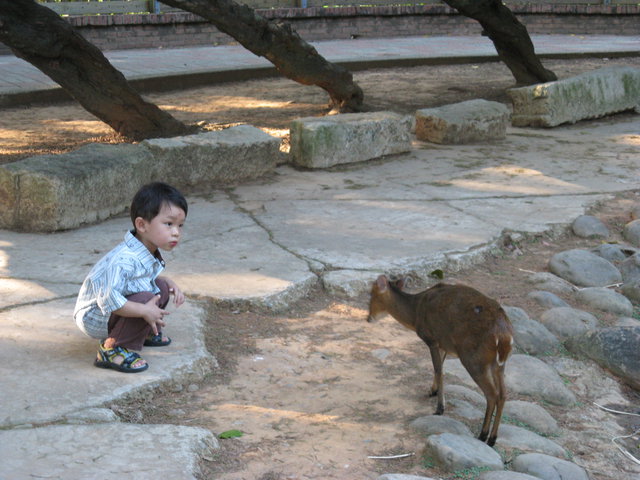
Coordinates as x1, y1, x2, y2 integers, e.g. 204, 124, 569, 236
289, 112, 412, 168
0, 4, 637, 55
0, 125, 280, 232
508, 66, 640, 127
415, 99, 510, 144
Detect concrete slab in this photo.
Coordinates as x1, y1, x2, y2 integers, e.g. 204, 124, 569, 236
0, 299, 214, 427
0, 424, 218, 480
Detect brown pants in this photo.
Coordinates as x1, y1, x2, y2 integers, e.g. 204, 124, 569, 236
106, 278, 169, 351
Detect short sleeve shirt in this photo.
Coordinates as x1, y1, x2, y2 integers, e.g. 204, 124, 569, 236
74, 230, 165, 339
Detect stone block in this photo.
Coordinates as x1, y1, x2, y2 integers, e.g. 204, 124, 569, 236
508, 66, 640, 127
0, 143, 156, 232
289, 111, 412, 169
142, 125, 280, 188
415, 99, 510, 144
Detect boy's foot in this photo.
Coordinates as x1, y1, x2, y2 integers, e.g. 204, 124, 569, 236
144, 331, 171, 347
94, 344, 148, 373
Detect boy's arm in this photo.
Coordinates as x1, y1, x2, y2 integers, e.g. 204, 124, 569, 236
113, 296, 169, 336
158, 276, 185, 307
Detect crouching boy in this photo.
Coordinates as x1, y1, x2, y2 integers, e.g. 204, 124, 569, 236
74, 182, 188, 373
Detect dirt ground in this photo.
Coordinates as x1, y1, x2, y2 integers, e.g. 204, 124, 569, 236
3, 57, 640, 479
2, 56, 640, 164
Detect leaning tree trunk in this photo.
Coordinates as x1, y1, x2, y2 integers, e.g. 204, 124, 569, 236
445, 0, 557, 85
161, 0, 363, 112
0, 0, 193, 141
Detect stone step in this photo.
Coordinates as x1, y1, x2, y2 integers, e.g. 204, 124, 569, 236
0, 125, 280, 232
508, 66, 640, 127
415, 99, 510, 144
289, 111, 412, 169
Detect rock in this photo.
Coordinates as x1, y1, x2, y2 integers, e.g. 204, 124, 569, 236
495, 425, 566, 457
496, 424, 567, 457
505, 355, 576, 406
591, 243, 637, 264
479, 471, 542, 480
504, 306, 561, 356
425, 433, 504, 472
289, 112, 412, 168
525, 272, 575, 295
539, 307, 598, 342
619, 253, 640, 283
142, 125, 280, 187
378, 475, 436, 480
503, 400, 560, 436
566, 326, 640, 390
621, 280, 640, 303
415, 99, 510, 144
512, 453, 589, 480
410, 415, 473, 437
527, 291, 570, 308
447, 385, 486, 405
508, 66, 640, 127
617, 317, 640, 327
623, 219, 640, 247
574, 287, 633, 316
449, 398, 484, 421
548, 249, 622, 287
571, 215, 609, 238
0, 143, 156, 232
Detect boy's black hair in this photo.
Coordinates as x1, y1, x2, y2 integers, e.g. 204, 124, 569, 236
130, 182, 188, 225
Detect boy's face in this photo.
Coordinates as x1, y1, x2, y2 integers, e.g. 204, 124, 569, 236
134, 202, 186, 253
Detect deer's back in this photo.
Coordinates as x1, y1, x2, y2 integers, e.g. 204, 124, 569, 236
414, 283, 512, 354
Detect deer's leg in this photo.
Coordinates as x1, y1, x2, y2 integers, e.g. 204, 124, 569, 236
428, 350, 447, 397
428, 347, 446, 415
486, 363, 507, 446
463, 358, 499, 444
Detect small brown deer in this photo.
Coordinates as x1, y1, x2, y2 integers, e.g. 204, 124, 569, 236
368, 275, 513, 446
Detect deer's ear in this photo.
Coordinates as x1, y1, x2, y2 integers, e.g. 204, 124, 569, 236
393, 277, 406, 290
375, 275, 389, 292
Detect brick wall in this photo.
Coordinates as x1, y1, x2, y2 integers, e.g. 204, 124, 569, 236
0, 4, 638, 55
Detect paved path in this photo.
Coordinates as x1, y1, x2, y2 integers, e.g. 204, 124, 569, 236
0, 34, 639, 105
0, 35, 639, 479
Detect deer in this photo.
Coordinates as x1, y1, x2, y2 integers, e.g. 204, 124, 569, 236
367, 274, 514, 446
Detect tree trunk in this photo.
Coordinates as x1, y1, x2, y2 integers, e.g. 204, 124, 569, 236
161, 0, 364, 112
0, 0, 193, 141
445, 0, 557, 85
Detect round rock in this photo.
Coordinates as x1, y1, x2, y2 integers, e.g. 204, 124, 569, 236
571, 215, 609, 238
548, 249, 621, 287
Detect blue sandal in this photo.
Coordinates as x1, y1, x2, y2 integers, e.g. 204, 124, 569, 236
94, 344, 148, 373
144, 332, 171, 347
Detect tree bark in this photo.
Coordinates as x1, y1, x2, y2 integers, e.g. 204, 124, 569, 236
0, 0, 193, 141
444, 0, 557, 85
161, 0, 364, 112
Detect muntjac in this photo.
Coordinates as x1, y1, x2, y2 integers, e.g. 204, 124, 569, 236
368, 275, 514, 446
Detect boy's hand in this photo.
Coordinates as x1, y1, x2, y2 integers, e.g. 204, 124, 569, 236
143, 295, 169, 335
164, 277, 185, 307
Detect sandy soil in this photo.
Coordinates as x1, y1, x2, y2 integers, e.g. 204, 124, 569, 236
3, 57, 640, 479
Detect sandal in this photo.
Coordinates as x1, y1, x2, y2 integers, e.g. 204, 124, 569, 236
144, 332, 171, 347
94, 344, 148, 373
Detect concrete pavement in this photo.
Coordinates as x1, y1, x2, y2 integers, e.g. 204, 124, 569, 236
1, 35, 640, 479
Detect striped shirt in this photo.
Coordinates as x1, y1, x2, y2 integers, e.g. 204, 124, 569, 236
74, 230, 165, 339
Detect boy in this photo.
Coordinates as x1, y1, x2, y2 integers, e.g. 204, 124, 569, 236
74, 182, 188, 373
